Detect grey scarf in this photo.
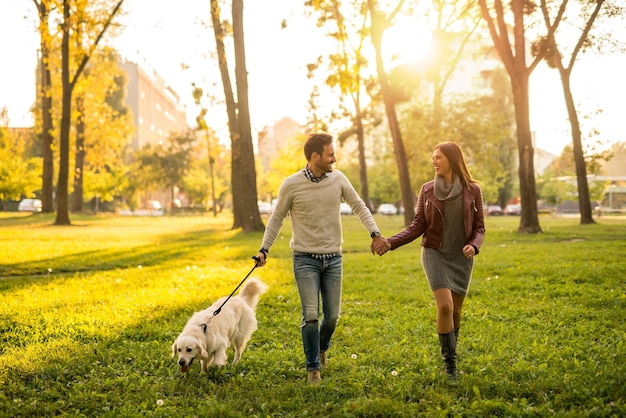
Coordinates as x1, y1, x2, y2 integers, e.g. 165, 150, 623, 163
434, 175, 463, 201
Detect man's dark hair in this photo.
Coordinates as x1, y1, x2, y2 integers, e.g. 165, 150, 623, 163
304, 133, 333, 161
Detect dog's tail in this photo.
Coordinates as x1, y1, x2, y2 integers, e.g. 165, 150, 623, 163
238, 277, 268, 311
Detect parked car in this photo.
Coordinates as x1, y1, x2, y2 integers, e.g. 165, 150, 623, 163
18, 198, 42, 212
504, 204, 521, 216
486, 205, 504, 216
340, 202, 352, 214
147, 200, 162, 210
377, 203, 398, 215
257, 201, 272, 214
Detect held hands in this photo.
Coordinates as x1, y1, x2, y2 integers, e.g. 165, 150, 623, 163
371, 236, 391, 256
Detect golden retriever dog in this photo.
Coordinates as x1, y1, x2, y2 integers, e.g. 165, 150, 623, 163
171, 277, 268, 373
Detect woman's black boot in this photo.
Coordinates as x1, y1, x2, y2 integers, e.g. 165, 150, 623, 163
438, 331, 458, 383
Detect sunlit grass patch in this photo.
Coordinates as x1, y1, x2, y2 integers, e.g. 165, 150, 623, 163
0, 214, 625, 416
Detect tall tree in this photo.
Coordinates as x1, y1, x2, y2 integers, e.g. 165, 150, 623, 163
72, 49, 132, 213
55, 0, 124, 225
136, 131, 196, 205
537, 0, 618, 224
209, 0, 263, 232
307, 0, 376, 209
367, 0, 415, 226
477, 0, 552, 233
34, 0, 55, 213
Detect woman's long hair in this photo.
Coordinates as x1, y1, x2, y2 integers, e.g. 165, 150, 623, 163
434, 142, 476, 189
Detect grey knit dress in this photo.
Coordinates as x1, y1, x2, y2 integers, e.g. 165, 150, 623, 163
421, 177, 474, 296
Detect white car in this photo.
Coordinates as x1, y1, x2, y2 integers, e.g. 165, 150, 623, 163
504, 204, 521, 215
18, 198, 42, 212
377, 203, 398, 215
147, 200, 162, 210
258, 201, 272, 214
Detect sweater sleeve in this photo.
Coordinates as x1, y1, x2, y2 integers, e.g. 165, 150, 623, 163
467, 185, 485, 252
260, 177, 292, 252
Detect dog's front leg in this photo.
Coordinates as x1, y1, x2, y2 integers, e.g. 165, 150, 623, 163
200, 353, 215, 373
213, 346, 228, 366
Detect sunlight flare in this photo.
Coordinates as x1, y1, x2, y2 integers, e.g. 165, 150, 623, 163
382, 17, 432, 67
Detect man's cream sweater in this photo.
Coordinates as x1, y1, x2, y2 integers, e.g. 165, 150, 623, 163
261, 169, 379, 255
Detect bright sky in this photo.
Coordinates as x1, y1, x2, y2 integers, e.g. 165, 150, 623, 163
0, 0, 326, 136
0, 0, 623, 156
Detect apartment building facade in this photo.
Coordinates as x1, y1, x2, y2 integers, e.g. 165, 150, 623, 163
118, 56, 188, 151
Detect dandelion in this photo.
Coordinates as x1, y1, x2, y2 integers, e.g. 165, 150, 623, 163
351, 354, 358, 359
156, 399, 164, 406
138, 265, 142, 269
186, 266, 191, 271
391, 370, 398, 376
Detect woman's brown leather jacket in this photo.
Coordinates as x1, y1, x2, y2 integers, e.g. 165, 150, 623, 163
388, 180, 485, 253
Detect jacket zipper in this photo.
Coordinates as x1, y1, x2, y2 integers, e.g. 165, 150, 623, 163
427, 196, 445, 249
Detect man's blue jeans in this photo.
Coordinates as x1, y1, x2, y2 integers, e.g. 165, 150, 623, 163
293, 252, 342, 371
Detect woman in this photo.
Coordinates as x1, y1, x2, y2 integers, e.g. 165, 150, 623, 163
373, 142, 485, 382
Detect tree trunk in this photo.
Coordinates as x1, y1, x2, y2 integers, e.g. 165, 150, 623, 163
560, 71, 594, 224
232, 0, 264, 232
479, 0, 542, 233
73, 94, 85, 212
54, 0, 72, 225
35, 1, 55, 213
510, 76, 541, 233
368, 0, 415, 226
54, 0, 124, 225
539, 0, 603, 225
211, 0, 239, 223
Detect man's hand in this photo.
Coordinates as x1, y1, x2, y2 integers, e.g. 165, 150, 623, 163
371, 236, 391, 256
254, 252, 267, 267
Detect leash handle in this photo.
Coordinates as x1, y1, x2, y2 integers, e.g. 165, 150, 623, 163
212, 259, 258, 317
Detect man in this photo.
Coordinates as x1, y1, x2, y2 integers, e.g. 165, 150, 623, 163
254, 133, 387, 385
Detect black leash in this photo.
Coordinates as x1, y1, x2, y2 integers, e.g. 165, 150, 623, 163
211, 256, 260, 317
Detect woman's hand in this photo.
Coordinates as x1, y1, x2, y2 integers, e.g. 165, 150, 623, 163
462, 245, 475, 259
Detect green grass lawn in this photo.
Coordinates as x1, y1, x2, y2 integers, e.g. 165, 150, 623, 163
1, 213, 625, 417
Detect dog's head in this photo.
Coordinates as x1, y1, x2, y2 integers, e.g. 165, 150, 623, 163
171, 334, 208, 373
